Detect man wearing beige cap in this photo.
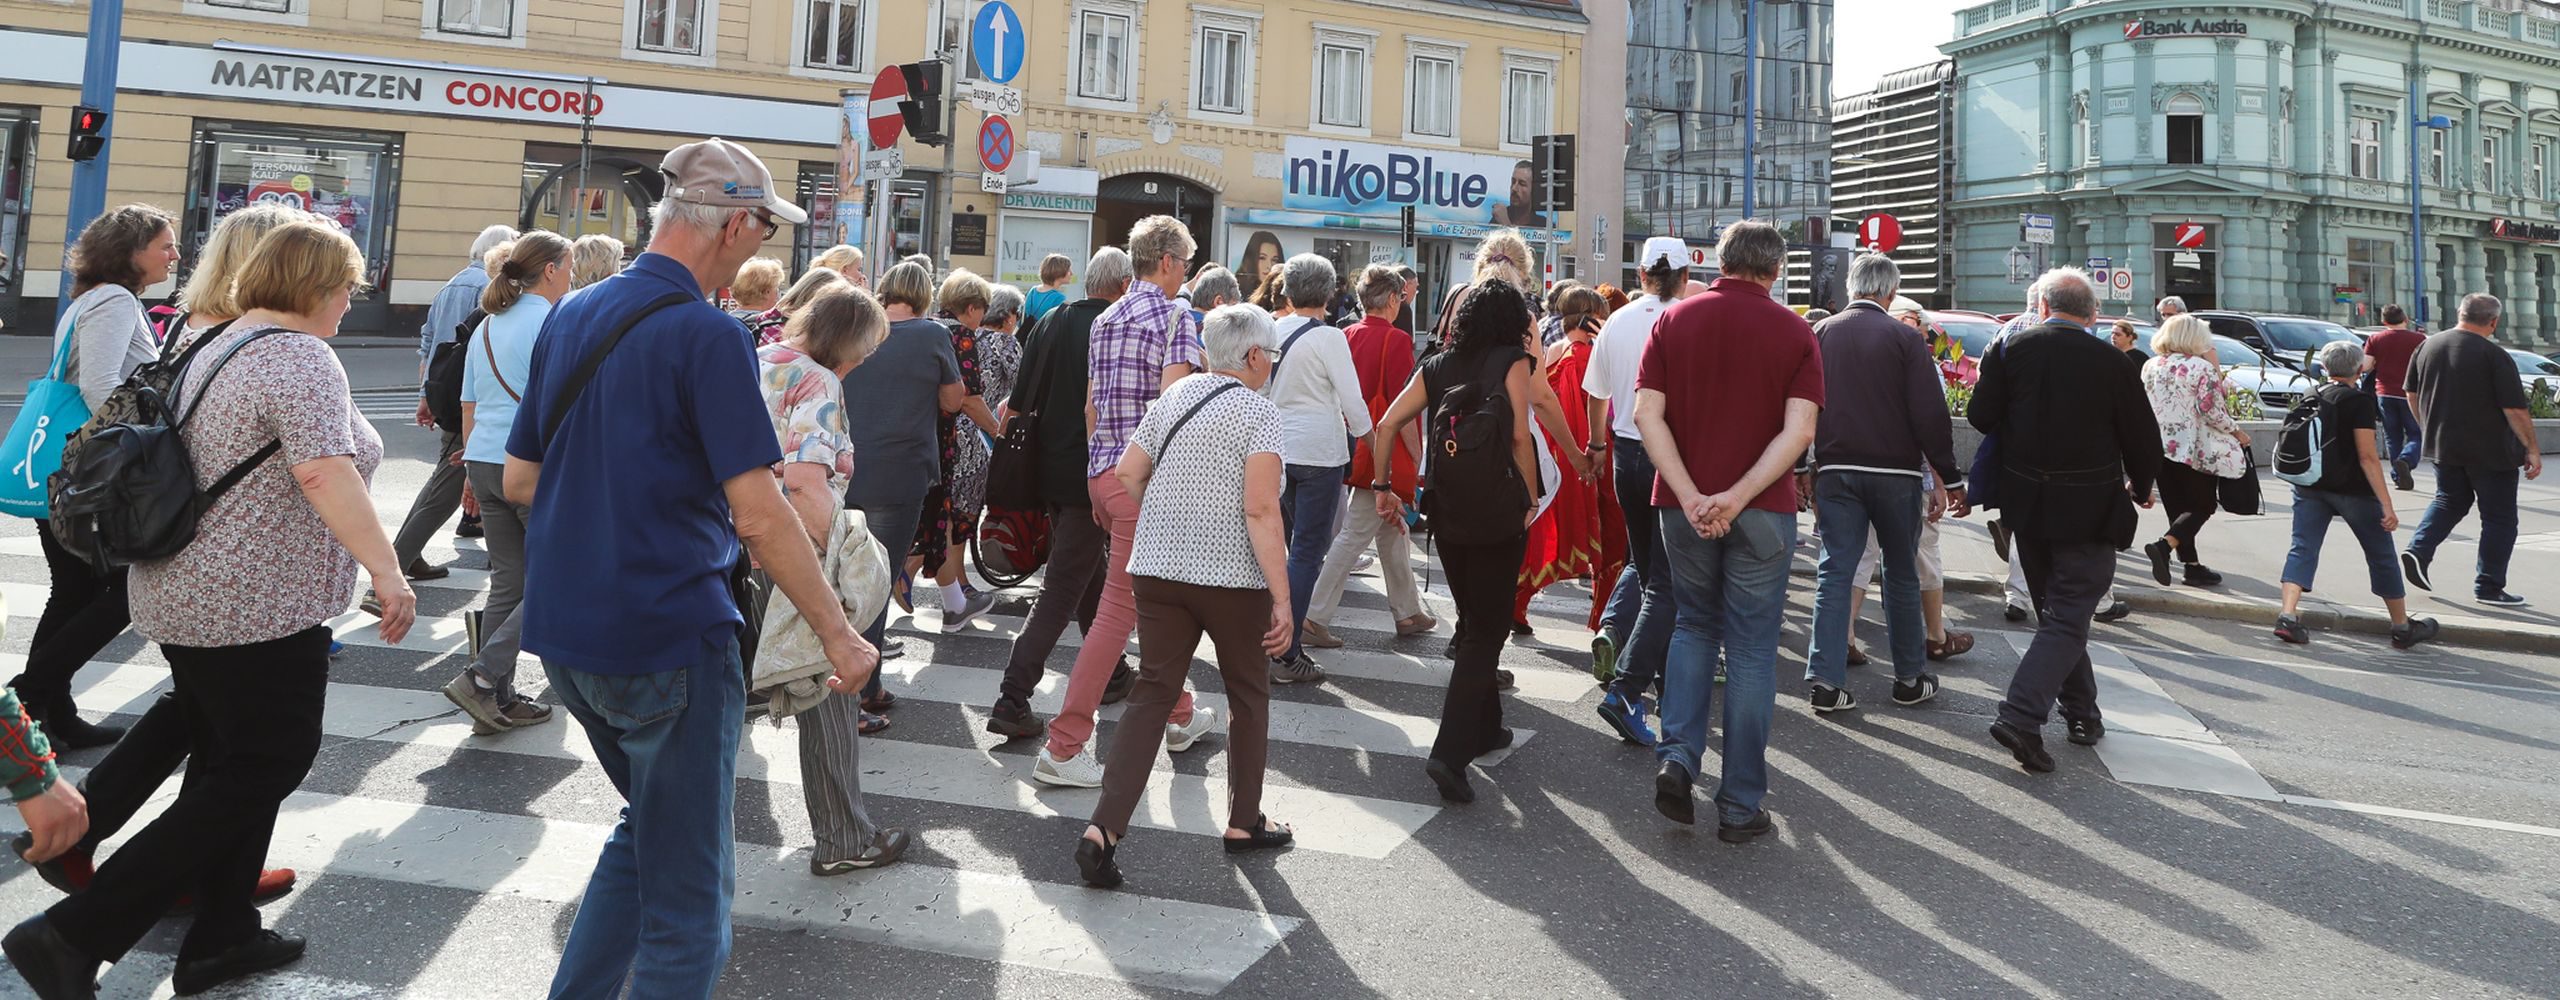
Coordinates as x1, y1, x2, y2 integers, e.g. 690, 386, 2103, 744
503, 137, 877, 997
1580, 235, 1694, 746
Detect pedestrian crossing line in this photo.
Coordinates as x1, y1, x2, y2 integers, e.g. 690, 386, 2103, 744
0, 534, 497, 595
874, 657, 1532, 765
58, 657, 1444, 861
890, 626, 1598, 705
80, 783, 1299, 995
1996, 633, 2278, 801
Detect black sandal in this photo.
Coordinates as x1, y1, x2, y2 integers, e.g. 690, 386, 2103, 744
1222, 814, 1294, 854
1075, 826, 1123, 888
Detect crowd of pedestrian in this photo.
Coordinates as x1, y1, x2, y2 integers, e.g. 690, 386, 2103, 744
0, 131, 2539, 1000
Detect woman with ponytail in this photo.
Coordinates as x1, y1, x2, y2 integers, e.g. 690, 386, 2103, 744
443, 231, 574, 735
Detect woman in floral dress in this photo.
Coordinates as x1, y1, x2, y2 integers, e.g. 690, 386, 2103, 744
911, 270, 1004, 626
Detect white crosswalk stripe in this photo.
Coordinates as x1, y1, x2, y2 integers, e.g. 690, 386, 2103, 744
0, 517, 1608, 996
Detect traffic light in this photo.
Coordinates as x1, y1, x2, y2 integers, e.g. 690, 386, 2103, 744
899, 62, 946, 147
67, 106, 107, 162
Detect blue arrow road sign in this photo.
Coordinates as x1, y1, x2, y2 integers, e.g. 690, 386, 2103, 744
973, 1, 1025, 84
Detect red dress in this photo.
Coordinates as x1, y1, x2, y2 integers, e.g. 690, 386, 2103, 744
1513, 337, 1622, 626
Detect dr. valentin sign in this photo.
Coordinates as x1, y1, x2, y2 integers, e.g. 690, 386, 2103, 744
1282, 137, 1545, 226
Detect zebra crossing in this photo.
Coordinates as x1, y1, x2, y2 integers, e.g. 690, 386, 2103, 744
349, 387, 428, 423
0, 515, 1612, 997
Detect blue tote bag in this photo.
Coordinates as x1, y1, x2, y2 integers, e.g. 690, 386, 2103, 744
1, 330, 94, 519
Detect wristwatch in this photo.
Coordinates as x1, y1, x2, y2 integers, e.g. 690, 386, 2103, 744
1371, 481, 1394, 492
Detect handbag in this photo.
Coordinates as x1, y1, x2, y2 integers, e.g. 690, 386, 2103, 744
2217, 446, 2263, 516
2, 329, 97, 519
984, 309, 1057, 511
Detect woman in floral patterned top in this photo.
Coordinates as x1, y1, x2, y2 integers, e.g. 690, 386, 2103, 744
912, 270, 1004, 628
755, 283, 916, 873
2139, 313, 2253, 589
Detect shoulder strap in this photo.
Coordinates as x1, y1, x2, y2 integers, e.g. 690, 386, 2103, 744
481, 317, 521, 402
1269, 317, 1322, 382
1156, 380, 1246, 467
44, 320, 79, 381
539, 292, 698, 453
174, 324, 289, 502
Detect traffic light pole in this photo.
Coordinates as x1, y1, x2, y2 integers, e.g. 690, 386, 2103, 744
59, 0, 127, 313
934, 0, 969, 269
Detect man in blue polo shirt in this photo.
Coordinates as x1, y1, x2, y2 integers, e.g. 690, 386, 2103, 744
503, 138, 876, 998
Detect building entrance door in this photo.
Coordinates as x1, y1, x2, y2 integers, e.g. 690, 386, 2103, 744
2153, 222, 2217, 310
1095, 173, 1214, 271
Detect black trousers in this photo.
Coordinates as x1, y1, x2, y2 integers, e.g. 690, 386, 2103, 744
996, 502, 1109, 711
48, 625, 330, 964
2156, 460, 2219, 566
1431, 534, 1527, 765
13, 524, 129, 717
1999, 538, 2108, 732
70, 690, 188, 856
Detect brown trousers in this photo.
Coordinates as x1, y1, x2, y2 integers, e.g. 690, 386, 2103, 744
1090, 575, 1275, 837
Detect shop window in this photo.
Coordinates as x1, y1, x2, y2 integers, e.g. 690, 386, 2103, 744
520, 143, 663, 253
1315, 32, 1372, 130
638, 0, 706, 56
2347, 238, 2395, 319
2164, 94, 2204, 165
437, 0, 514, 37
1194, 25, 1250, 116
0, 112, 32, 310
2348, 116, 2382, 180
802, 0, 863, 73
186, 123, 401, 299
1074, 6, 1135, 104
1406, 48, 1458, 139
793, 163, 842, 273
1502, 59, 1554, 148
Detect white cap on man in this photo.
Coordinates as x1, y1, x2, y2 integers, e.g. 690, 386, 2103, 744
661, 138, 808, 225
1638, 236, 1690, 271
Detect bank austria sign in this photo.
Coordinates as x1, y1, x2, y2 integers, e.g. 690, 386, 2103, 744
1281, 136, 1553, 228
2123, 17, 2250, 39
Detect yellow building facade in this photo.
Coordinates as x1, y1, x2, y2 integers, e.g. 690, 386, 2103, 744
0, 0, 1584, 333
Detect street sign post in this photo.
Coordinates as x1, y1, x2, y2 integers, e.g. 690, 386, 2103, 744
862, 147, 905, 183
867, 66, 907, 149
2088, 255, 2113, 291
961, 79, 1024, 117
2020, 213, 2056, 245
2112, 266, 2136, 299
977, 114, 1015, 193
971, 0, 1025, 84
1860, 213, 1903, 254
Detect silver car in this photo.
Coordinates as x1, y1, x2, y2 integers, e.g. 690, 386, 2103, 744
2210, 334, 2312, 411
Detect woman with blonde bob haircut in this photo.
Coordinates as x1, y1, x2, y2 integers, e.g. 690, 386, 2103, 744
567, 234, 625, 290
22, 219, 418, 996
2140, 312, 2251, 590
729, 257, 788, 315
742, 265, 846, 347
814, 243, 866, 286
170, 203, 309, 350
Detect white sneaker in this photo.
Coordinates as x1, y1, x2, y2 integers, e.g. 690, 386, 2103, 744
1164, 705, 1219, 753
1031, 745, 1105, 788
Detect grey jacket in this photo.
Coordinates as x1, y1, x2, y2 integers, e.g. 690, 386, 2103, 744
55, 285, 156, 411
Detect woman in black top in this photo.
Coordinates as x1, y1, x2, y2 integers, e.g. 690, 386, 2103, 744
1370, 280, 1540, 803
2273, 340, 2438, 649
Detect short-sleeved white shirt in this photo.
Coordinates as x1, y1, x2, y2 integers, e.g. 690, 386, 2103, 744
1125, 373, 1286, 590
1582, 293, 1668, 441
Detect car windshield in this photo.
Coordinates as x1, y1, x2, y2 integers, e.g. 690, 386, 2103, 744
2211, 335, 2267, 368
2261, 319, 2360, 353
1934, 318, 2000, 359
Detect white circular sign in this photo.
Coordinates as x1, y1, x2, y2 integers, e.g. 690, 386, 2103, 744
2113, 270, 2134, 292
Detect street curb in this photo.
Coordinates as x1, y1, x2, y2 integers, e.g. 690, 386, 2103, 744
1784, 561, 2560, 654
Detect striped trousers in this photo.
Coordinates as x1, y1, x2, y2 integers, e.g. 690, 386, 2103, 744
797, 691, 882, 863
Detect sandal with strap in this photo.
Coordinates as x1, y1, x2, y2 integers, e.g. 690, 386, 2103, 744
1222, 814, 1295, 854
1075, 826, 1124, 888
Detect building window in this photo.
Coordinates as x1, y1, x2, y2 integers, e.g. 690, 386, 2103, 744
1407, 52, 1457, 138
2074, 112, 2091, 167
2348, 116, 2382, 180
803, 0, 862, 72
209, 0, 293, 10
1076, 9, 1133, 102
2537, 142, 2551, 200
2429, 128, 2447, 186
185, 123, 401, 299
1502, 61, 1553, 147
2347, 237, 2395, 318
2483, 129, 2505, 192
1195, 26, 1248, 115
437, 0, 513, 36
638, 0, 704, 55
1316, 39, 1370, 129
2165, 93, 2204, 165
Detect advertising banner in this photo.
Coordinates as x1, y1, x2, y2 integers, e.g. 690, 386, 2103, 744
836, 91, 865, 246
1281, 136, 1553, 228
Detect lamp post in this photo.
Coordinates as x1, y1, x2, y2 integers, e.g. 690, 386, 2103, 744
2410, 95, 2453, 328
57, 0, 125, 314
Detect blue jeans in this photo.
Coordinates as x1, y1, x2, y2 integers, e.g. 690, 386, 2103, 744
1808, 471, 1927, 685
1604, 437, 1674, 700
546, 638, 746, 1000
2378, 395, 2422, 469
2282, 487, 2405, 600
1279, 462, 1346, 661
1656, 506, 1794, 826
2409, 463, 2520, 596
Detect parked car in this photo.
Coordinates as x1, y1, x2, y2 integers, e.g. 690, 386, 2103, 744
2507, 348, 2560, 395
2195, 311, 2361, 377
2210, 334, 2313, 411
1926, 310, 2005, 361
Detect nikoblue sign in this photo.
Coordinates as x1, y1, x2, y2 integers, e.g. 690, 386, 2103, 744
972, 1, 1025, 85
1281, 136, 1552, 228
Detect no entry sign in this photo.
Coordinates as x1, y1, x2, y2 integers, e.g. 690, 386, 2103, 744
867, 65, 907, 149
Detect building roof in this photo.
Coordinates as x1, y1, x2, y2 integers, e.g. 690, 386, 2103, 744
1441, 0, 1589, 26
1832, 61, 1950, 118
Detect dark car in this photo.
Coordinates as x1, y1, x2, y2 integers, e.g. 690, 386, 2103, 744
2194, 311, 2362, 377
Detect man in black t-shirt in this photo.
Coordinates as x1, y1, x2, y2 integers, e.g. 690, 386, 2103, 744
2403, 293, 2542, 606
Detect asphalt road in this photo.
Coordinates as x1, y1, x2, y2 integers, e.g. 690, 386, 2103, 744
0, 339, 2551, 998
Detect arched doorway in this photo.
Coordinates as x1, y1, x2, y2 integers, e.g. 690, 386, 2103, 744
1095, 172, 1215, 269
519, 149, 664, 250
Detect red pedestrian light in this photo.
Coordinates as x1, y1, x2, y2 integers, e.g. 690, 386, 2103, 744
67, 105, 107, 161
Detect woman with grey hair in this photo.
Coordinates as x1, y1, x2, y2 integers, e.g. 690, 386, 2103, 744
2273, 339, 2437, 650
567, 234, 626, 290
1190, 266, 1243, 312
1075, 304, 1297, 888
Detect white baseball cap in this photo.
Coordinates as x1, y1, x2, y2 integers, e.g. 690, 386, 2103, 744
1638, 236, 1690, 270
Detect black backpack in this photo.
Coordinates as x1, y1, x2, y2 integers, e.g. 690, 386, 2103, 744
2272, 384, 2342, 488
1419, 347, 1531, 544
423, 309, 486, 433
47, 324, 289, 570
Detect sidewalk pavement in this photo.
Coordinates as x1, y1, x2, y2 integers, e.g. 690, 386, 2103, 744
1856, 471, 2560, 654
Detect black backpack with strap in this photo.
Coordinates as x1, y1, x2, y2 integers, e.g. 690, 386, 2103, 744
1419, 346, 1531, 545
424, 308, 486, 432
48, 322, 290, 570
